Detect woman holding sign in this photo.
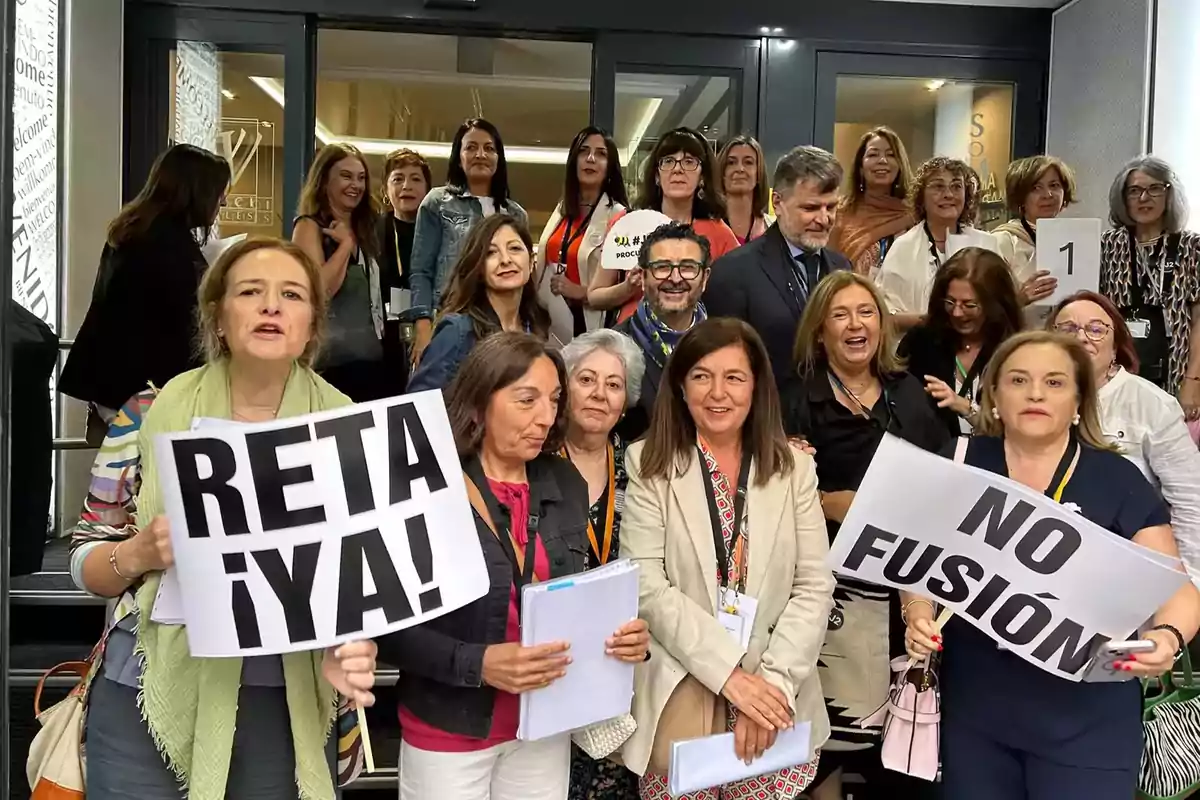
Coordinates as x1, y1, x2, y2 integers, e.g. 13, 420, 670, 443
902, 330, 1200, 800
69, 237, 379, 799
381, 332, 650, 800
991, 155, 1076, 306
781, 272, 948, 800
619, 318, 834, 799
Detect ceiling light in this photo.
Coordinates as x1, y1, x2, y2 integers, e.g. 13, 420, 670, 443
772, 27, 783, 34
759, 26, 771, 34
926, 79, 946, 92
220, 88, 237, 100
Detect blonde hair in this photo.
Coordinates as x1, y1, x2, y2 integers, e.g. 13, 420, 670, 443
792, 271, 905, 379
197, 237, 328, 367
975, 330, 1116, 451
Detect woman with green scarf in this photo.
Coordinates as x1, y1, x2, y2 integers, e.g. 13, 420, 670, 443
68, 237, 379, 800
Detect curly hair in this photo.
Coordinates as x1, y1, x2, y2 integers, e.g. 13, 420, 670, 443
908, 156, 977, 228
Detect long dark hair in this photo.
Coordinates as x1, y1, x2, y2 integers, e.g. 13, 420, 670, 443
446, 331, 568, 457
439, 214, 550, 340
640, 318, 793, 485
716, 134, 769, 220
446, 118, 513, 212
635, 127, 726, 221
108, 144, 231, 247
924, 247, 1022, 355
561, 126, 629, 220
296, 143, 380, 260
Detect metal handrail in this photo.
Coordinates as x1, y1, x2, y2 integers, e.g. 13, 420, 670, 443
52, 437, 93, 451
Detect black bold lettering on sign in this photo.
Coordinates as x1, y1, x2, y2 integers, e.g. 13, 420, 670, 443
989, 593, 1052, 646
926, 555, 984, 604
881, 538, 944, 585
337, 527, 414, 635
223, 551, 261, 648
246, 425, 326, 531
314, 411, 377, 516
1031, 619, 1108, 673
253, 542, 322, 644
957, 487, 1036, 550
1014, 518, 1081, 575
842, 525, 898, 570
406, 513, 442, 612
387, 402, 449, 504
172, 438, 250, 538
963, 574, 1011, 621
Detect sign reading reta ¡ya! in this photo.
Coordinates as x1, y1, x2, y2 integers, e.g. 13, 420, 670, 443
152, 391, 490, 658
827, 435, 1189, 682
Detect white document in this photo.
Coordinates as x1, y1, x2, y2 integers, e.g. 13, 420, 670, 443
388, 287, 412, 318
946, 229, 1001, 258
200, 233, 247, 267
517, 559, 640, 742
1036, 218, 1102, 305
827, 434, 1188, 681
668, 722, 813, 796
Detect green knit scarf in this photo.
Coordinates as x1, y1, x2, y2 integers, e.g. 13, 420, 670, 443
133, 359, 351, 800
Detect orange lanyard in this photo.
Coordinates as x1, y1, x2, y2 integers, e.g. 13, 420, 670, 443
560, 443, 617, 564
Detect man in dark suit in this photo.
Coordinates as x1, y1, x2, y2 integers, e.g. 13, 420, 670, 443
614, 221, 711, 440
705, 145, 851, 391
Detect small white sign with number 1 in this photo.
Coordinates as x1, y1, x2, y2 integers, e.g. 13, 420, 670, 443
1035, 218, 1102, 306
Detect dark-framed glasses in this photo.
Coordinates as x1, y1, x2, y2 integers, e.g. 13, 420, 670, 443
1054, 320, 1112, 342
645, 260, 704, 281
658, 155, 701, 172
1125, 183, 1170, 200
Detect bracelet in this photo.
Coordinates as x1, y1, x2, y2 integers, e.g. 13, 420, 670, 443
109, 542, 134, 581
1150, 623, 1186, 657
902, 599, 934, 624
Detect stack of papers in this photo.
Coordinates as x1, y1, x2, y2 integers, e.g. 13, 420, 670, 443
518, 559, 640, 741
669, 722, 813, 796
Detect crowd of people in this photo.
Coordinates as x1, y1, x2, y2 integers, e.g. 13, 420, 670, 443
56, 120, 1200, 800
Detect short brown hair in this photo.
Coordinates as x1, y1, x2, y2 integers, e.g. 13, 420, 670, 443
1005, 156, 1077, 216
197, 237, 327, 367
445, 331, 568, 457
381, 148, 433, 207
640, 318, 793, 485
1046, 290, 1140, 374
793, 271, 905, 379
841, 126, 913, 211
925, 247, 1023, 350
909, 156, 977, 227
975, 330, 1117, 452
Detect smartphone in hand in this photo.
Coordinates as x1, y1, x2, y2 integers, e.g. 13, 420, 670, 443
1081, 639, 1156, 683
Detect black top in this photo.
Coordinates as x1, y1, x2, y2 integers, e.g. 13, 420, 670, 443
898, 324, 996, 439
375, 453, 589, 739
942, 436, 1170, 768
612, 316, 660, 442
704, 224, 852, 394
378, 213, 414, 293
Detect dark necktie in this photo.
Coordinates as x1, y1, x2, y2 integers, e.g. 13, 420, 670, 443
794, 251, 822, 302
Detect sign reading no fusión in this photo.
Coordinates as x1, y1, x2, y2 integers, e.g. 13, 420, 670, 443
828, 436, 1189, 681
153, 392, 490, 658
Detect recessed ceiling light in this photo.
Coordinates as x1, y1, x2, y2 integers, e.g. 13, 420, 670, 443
772, 27, 783, 34
220, 88, 237, 100
759, 26, 771, 34
925, 79, 946, 92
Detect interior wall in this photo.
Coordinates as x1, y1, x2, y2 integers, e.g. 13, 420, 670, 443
1151, 0, 1200, 229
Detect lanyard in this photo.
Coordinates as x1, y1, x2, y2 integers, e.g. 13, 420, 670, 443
923, 220, 944, 270
827, 370, 893, 428
953, 350, 985, 399
465, 460, 540, 612
1129, 230, 1177, 305
393, 221, 404, 277
559, 443, 617, 564
1020, 217, 1037, 244
1006, 435, 1077, 503
558, 205, 598, 270
696, 444, 752, 591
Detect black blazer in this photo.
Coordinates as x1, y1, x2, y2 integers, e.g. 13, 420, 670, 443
898, 324, 995, 439
375, 453, 589, 739
704, 224, 851, 393
612, 316, 663, 443
59, 217, 207, 410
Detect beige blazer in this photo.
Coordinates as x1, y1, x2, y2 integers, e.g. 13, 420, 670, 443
617, 440, 835, 776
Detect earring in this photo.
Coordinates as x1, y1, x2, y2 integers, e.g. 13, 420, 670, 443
1072, 413, 1081, 426
991, 407, 1001, 420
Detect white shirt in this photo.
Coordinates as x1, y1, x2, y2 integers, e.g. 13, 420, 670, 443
1099, 367, 1200, 588
875, 225, 1003, 315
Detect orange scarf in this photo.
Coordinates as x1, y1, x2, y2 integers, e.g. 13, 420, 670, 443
831, 194, 914, 270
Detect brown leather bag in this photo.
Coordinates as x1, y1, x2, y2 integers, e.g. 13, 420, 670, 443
646, 675, 727, 775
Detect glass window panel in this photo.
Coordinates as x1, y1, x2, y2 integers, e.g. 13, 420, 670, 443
314, 31, 592, 233
834, 76, 1013, 229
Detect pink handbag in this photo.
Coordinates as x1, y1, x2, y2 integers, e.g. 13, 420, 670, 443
857, 655, 941, 781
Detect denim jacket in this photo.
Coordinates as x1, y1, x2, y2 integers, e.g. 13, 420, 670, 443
409, 186, 528, 319
406, 313, 477, 392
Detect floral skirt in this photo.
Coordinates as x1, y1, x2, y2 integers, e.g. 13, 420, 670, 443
569, 743, 640, 800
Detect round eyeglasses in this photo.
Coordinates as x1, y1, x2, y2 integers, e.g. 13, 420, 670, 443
1054, 320, 1112, 342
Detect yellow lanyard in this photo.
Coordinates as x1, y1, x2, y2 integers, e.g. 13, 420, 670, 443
559, 443, 616, 564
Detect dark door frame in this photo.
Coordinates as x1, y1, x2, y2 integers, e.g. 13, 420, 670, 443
591, 33, 761, 141
812, 50, 1046, 158
124, 4, 316, 236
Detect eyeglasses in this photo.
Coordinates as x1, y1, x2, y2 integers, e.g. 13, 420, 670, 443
658, 155, 701, 173
1125, 183, 1170, 200
943, 298, 980, 313
645, 260, 705, 280
1054, 320, 1112, 342
927, 181, 965, 196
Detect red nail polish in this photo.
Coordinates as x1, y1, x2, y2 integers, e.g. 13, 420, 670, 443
931, 635, 942, 643
936, 644, 943, 651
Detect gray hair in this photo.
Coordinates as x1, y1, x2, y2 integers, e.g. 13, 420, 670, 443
773, 145, 843, 196
561, 329, 646, 408
1107, 155, 1189, 231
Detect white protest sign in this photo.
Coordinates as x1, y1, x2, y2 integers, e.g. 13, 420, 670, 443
1035, 218, 1102, 306
152, 391, 489, 657
600, 209, 672, 271
946, 229, 1001, 259
828, 435, 1188, 681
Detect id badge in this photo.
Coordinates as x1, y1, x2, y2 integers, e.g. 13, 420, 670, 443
717, 589, 758, 651
1128, 318, 1150, 339
551, 261, 567, 276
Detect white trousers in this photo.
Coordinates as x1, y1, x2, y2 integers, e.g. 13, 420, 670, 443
399, 734, 571, 800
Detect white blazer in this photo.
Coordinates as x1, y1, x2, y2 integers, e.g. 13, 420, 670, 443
535, 194, 625, 345
876, 224, 1003, 315
617, 440, 835, 776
